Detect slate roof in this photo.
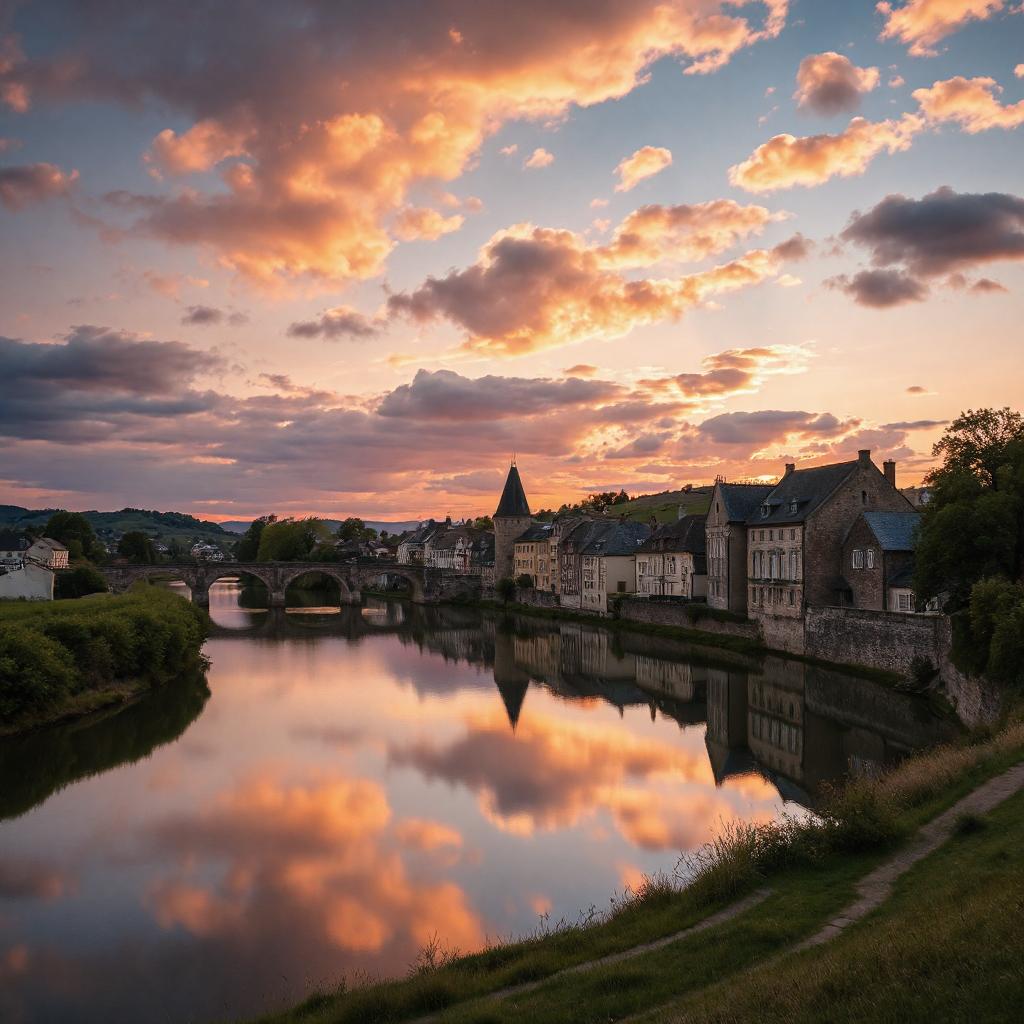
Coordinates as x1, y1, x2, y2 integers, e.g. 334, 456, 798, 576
639, 514, 707, 555
577, 520, 651, 557
746, 460, 860, 526
30, 537, 68, 552
515, 523, 553, 543
860, 511, 921, 551
495, 464, 531, 518
715, 482, 775, 523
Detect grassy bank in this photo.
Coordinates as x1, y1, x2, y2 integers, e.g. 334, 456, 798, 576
0, 587, 208, 734
245, 713, 1024, 1024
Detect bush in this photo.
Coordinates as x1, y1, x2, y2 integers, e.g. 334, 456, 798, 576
0, 588, 207, 722
515, 574, 534, 590
496, 577, 516, 603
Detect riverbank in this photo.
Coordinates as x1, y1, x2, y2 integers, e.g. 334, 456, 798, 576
246, 710, 1024, 1024
0, 587, 208, 735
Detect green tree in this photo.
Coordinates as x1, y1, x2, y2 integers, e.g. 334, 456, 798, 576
915, 408, 1024, 608
117, 531, 157, 564
336, 517, 377, 542
515, 573, 534, 589
471, 515, 493, 531
167, 537, 189, 560
54, 564, 108, 599
235, 515, 277, 561
44, 511, 103, 562
256, 518, 329, 561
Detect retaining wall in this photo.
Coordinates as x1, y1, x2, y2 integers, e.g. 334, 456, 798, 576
804, 606, 941, 676
618, 598, 761, 642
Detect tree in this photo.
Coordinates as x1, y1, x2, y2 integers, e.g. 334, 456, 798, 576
167, 537, 189, 560
515, 573, 534, 589
495, 577, 516, 603
915, 408, 1024, 608
337, 517, 377, 542
256, 518, 329, 561
471, 515, 493, 531
117, 531, 157, 564
236, 515, 277, 560
44, 511, 103, 562
54, 564, 108, 599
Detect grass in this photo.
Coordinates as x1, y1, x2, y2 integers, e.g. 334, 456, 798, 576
242, 713, 1024, 1024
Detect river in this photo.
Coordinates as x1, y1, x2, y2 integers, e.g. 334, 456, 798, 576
0, 581, 956, 1023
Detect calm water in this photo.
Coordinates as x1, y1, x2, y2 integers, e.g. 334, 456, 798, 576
0, 582, 955, 1024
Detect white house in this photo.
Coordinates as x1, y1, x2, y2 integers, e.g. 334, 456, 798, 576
0, 560, 55, 601
27, 537, 69, 569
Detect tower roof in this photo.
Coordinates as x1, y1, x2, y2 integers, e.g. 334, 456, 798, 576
495, 463, 531, 518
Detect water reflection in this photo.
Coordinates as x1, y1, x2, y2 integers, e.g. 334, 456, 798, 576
0, 586, 955, 1024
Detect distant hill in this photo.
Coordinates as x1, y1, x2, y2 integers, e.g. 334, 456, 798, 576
612, 487, 714, 525
218, 518, 422, 536
0, 505, 234, 546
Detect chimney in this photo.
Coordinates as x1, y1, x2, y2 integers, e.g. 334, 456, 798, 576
858, 449, 871, 466
883, 460, 896, 488
784, 463, 795, 477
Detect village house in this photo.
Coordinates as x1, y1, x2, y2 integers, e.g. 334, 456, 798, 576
27, 537, 69, 569
635, 513, 707, 598
0, 560, 55, 601
559, 519, 650, 614
840, 510, 924, 613
397, 519, 441, 564
746, 451, 914, 651
0, 529, 31, 567
513, 522, 554, 588
705, 481, 775, 614
426, 524, 492, 573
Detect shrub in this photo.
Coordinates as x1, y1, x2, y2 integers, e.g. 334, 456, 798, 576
54, 564, 108, 599
0, 626, 77, 718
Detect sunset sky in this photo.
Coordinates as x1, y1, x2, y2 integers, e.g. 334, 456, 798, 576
1, 0, 1022, 521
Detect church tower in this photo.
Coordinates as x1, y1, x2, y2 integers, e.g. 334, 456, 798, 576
493, 460, 532, 581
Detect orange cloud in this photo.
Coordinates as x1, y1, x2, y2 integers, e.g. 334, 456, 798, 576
877, 0, 1012, 57
913, 75, 1024, 132
0, 162, 78, 210
614, 145, 672, 191
393, 206, 465, 241
728, 113, 922, 192
1, 3, 789, 286
394, 817, 463, 852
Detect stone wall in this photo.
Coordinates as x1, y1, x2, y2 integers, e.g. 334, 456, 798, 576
618, 598, 761, 642
512, 586, 561, 609
804, 606, 941, 676
756, 612, 806, 655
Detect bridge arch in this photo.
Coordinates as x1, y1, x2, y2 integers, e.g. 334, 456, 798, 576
276, 565, 356, 607
354, 566, 425, 603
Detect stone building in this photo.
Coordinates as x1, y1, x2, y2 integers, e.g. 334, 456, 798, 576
705, 481, 775, 614
397, 520, 441, 564
493, 462, 532, 581
746, 451, 914, 651
0, 560, 54, 600
27, 537, 69, 569
840, 510, 921, 612
635, 514, 707, 598
513, 522, 554, 588
559, 519, 650, 613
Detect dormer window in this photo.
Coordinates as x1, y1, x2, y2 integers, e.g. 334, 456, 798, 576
789, 501, 798, 514
760, 504, 769, 518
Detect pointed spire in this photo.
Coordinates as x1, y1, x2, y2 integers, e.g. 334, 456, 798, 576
495, 462, 531, 518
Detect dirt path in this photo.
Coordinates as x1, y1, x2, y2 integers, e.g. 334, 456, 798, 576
797, 761, 1024, 949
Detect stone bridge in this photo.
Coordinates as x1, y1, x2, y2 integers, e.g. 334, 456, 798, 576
98, 560, 481, 607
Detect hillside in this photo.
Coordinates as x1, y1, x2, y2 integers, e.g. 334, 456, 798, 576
217, 518, 422, 535
613, 486, 714, 525
0, 505, 233, 547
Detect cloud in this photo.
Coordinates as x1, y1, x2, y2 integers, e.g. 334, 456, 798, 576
728, 113, 922, 192
286, 306, 382, 340
524, 147, 554, 169
180, 305, 247, 326
377, 368, 622, 420
913, 75, 1024, 132
499, 144, 518, 156
142, 270, 209, 299
877, 0, 1013, 57
614, 146, 672, 191
880, 419, 948, 429
564, 363, 598, 377
1016, 63, 1024, 78
0, 162, 78, 210
825, 268, 929, 307
840, 186, 1024, 277
697, 409, 855, 445
393, 206, 465, 242
387, 204, 798, 356
0, 2, 788, 285
906, 384, 929, 394
794, 52, 879, 114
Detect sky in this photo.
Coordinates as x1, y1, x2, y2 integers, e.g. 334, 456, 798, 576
0, 0, 1022, 522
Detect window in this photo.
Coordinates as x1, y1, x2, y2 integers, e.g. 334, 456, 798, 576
759, 530, 765, 541
790, 529, 795, 541
760, 505, 769, 518
789, 551, 797, 579
897, 592, 915, 612
789, 501, 798, 514
768, 530, 774, 541
788, 589, 794, 606
617, 580, 626, 593
861, 490, 868, 506
769, 553, 777, 579
852, 549, 864, 569
866, 549, 875, 569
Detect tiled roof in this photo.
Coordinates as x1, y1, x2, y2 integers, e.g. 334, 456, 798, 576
716, 482, 776, 522
30, 537, 67, 551
860, 511, 921, 551
516, 523, 552, 542
746, 461, 860, 526
638, 514, 707, 555
495, 464, 531, 518
577, 520, 651, 557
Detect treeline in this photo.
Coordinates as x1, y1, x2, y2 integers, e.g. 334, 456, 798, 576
915, 407, 1024, 686
0, 587, 208, 724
